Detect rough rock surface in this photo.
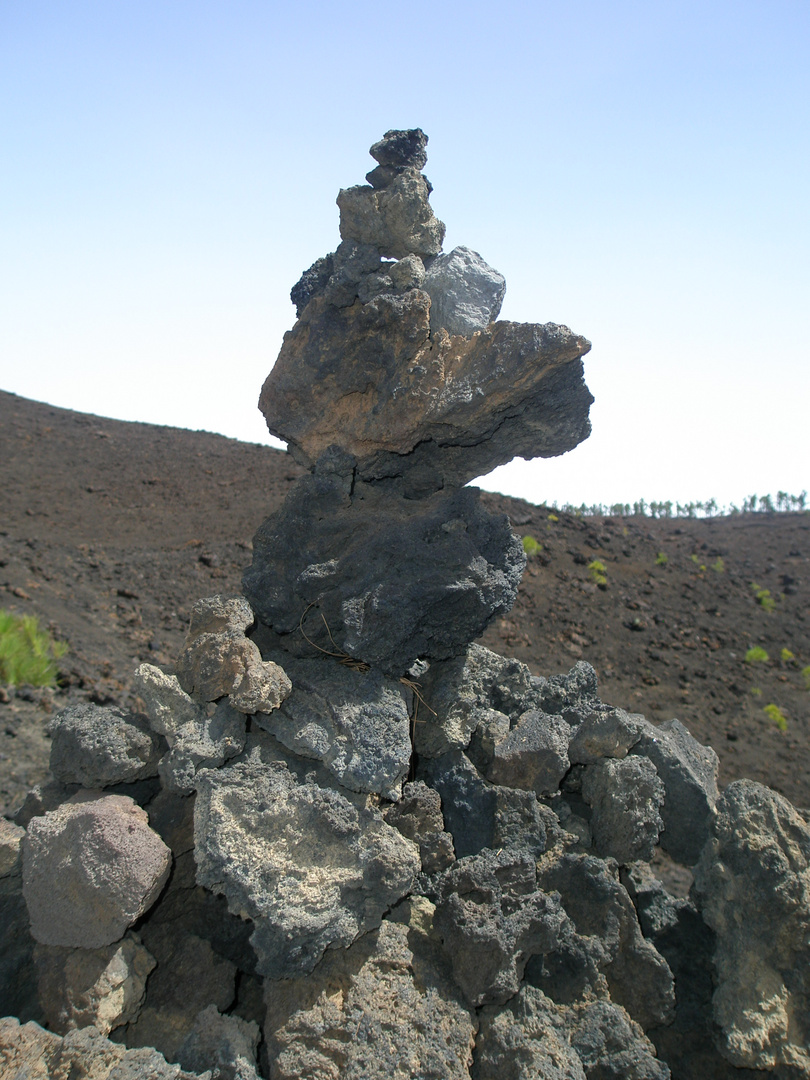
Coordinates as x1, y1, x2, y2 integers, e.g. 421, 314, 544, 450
581, 756, 665, 865
244, 473, 525, 676
34, 932, 155, 1035
193, 759, 419, 979
423, 245, 506, 337
158, 700, 246, 794
264, 913, 475, 1080
22, 792, 171, 948
487, 708, 572, 796
254, 655, 412, 800
434, 848, 569, 1006
631, 717, 719, 866
133, 663, 204, 740
176, 1006, 260, 1080
694, 780, 810, 1074
260, 293, 591, 488
0, 1017, 208, 1079
47, 704, 165, 788
382, 780, 455, 874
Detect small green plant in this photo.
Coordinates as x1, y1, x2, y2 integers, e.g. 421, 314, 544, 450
751, 583, 776, 612
588, 559, 608, 588
0, 610, 68, 687
750, 686, 763, 697
522, 535, 542, 557
780, 647, 795, 663
655, 552, 668, 566
690, 554, 699, 564
763, 703, 788, 732
802, 665, 810, 691
547, 513, 559, 523
712, 557, 725, 573
689, 554, 706, 570
745, 646, 770, 664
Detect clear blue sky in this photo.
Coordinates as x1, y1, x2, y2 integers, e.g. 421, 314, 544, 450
2, 1, 808, 508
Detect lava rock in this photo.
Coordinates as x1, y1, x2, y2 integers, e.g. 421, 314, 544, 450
487, 708, 572, 796
176, 1006, 260, 1080
33, 932, 155, 1035
434, 848, 568, 1006
568, 707, 644, 765
382, 780, 455, 874
423, 245, 506, 337
631, 717, 719, 866
22, 792, 171, 949
244, 475, 525, 677
693, 779, 810, 1074
581, 756, 665, 865
337, 170, 445, 259
193, 759, 419, 979
264, 914, 475, 1080
133, 663, 205, 741
158, 700, 246, 794
473, 984, 586, 1079
48, 703, 165, 788
260, 291, 592, 489
254, 655, 412, 800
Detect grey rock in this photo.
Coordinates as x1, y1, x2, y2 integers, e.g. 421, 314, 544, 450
159, 700, 247, 794
48, 703, 165, 787
243, 475, 525, 677
568, 707, 644, 765
133, 664, 204, 740
419, 750, 497, 857
176, 1006, 260, 1080
186, 595, 255, 639
388, 252, 426, 292
356, 270, 395, 303
255, 655, 411, 800
0, 817, 24, 878
631, 717, 719, 866
13, 778, 78, 828
337, 169, 445, 259
34, 932, 155, 1035
125, 926, 237, 1063
260, 289, 592, 490
416, 644, 542, 758
581, 757, 665, 864
22, 792, 171, 948
290, 252, 334, 317
434, 848, 569, 1006
369, 127, 429, 170
693, 780, 810, 1074
473, 984, 586, 1079
487, 708, 572, 796
532, 661, 603, 724
193, 759, 419, 979
423, 246, 506, 337
176, 631, 291, 713
382, 780, 455, 873
491, 785, 560, 857
264, 915, 476, 1080
0, 1018, 207, 1079
569, 999, 671, 1080
534, 853, 675, 1031
0, 835, 40, 1023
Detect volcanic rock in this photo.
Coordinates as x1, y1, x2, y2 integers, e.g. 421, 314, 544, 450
22, 792, 171, 949
422, 245, 506, 337
581, 756, 665, 865
176, 1006, 260, 1080
193, 759, 419, 979
48, 703, 165, 788
693, 780, 810, 1073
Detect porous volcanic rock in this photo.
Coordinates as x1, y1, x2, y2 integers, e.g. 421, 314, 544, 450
48, 703, 165, 788
22, 792, 171, 949
193, 759, 419, 979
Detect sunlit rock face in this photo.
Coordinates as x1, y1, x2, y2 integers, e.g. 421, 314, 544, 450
245, 129, 593, 674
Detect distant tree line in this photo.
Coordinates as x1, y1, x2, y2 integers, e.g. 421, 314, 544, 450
546, 491, 808, 519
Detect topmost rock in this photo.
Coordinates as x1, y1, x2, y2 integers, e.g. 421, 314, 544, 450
370, 128, 428, 169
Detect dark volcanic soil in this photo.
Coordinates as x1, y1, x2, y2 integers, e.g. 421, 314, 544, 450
2, 388, 809, 817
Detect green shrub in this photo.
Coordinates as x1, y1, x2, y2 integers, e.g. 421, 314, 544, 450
780, 647, 795, 663
712, 557, 725, 573
802, 665, 810, 691
522, 535, 542, 557
751, 583, 776, 612
588, 560, 608, 588
0, 610, 68, 687
655, 552, 668, 566
750, 686, 763, 697
763, 703, 788, 732
745, 646, 770, 664
547, 513, 559, 523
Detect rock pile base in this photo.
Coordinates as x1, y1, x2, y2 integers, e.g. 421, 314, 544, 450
2, 596, 809, 1078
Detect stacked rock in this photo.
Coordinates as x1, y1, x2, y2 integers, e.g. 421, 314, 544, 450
2, 131, 810, 1080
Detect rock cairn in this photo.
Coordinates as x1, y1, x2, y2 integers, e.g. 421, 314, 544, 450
2, 131, 809, 1080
